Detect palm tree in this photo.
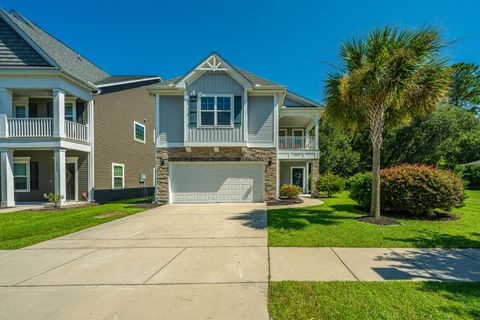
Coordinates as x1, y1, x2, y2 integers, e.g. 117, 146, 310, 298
324, 27, 450, 220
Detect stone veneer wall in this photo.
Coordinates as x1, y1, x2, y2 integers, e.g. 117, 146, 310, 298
155, 147, 277, 202
310, 159, 319, 197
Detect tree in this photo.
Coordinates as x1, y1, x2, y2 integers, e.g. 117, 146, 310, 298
318, 119, 360, 177
449, 62, 480, 115
324, 27, 450, 220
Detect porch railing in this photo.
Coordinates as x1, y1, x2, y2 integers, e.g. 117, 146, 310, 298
279, 136, 316, 150
7, 118, 53, 137
65, 120, 88, 142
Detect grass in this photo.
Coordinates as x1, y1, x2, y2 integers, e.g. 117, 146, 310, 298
268, 190, 480, 247
269, 281, 480, 320
0, 198, 152, 249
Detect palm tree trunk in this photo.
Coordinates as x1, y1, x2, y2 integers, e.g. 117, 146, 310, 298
369, 105, 385, 220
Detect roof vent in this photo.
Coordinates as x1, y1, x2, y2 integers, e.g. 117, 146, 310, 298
77, 54, 82, 61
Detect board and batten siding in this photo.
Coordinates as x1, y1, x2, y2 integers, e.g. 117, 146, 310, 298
186, 71, 244, 143
248, 95, 274, 146
158, 95, 184, 145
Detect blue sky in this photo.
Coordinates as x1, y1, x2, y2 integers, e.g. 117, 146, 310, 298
3, 0, 479, 101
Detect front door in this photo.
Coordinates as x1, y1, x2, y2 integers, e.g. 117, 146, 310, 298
291, 167, 304, 191
66, 163, 75, 201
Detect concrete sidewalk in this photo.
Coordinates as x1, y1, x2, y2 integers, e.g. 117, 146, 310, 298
0, 203, 269, 320
270, 247, 480, 281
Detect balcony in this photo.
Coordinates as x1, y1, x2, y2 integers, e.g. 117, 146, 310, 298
279, 136, 315, 150
278, 136, 319, 159
3, 117, 89, 143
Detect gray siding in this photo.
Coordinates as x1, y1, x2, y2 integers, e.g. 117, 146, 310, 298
187, 71, 243, 96
280, 161, 307, 186
284, 97, 304, 107
248, 96, 274, 145
186, 71, 244, 143
158, 95, 184, 145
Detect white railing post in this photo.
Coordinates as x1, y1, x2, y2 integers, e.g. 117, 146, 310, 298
53, 88, 65, 138
0, 114, 7, 138
314, 114, 319, 150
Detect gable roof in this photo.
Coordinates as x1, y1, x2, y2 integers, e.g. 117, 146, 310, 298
148, 52, 285, 90
0, 16, 50, 67
284, 91, 323, 108
0, 9, 110, 85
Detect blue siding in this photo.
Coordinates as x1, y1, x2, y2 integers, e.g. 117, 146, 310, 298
187, 71, 244, 143
248, 96, 274, 145
158, 95, 183, 145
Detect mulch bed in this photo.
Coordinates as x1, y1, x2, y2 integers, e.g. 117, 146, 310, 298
124, 203, 165, 209
356, 216, 402, 226
267, 198, 304, 206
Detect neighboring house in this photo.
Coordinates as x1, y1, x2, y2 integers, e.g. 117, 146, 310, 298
0, 9, 160, 207
148, 53, 321, 204
94, 76, 161, 202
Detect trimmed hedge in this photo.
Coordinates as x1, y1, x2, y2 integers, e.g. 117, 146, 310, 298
316, 173, 345, 197
349, 164, 465, 216
280, 184, 302, 199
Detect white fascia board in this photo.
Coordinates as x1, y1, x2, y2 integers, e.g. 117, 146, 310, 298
97, 77, 162, 88
0, 139, 91, 152
184, 142, 247, 147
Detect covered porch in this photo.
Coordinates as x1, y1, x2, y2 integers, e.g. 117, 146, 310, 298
0, 148, 91, 207
279, 159, 315, 194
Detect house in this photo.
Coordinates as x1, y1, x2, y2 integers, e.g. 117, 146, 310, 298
148, 53, 321, 204
0, 9, 160, 207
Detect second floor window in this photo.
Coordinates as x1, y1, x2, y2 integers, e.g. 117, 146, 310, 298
65, 102, 75, 122
200, 95, 232, 127
15, 105, 27, 118
134, 121, 146, 143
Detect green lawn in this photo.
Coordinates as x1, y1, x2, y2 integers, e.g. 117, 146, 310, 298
269, 281, 480, 320
268, 190, 480, 247
0, 198, 152, 249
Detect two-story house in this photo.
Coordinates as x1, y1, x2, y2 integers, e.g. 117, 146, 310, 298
148, 53, 321, 204
0, 9, 160, 207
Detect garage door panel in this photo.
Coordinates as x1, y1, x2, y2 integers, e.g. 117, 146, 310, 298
170, 162, 263, 203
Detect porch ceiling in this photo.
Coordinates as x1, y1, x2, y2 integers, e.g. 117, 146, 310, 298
279, 115, 312, 128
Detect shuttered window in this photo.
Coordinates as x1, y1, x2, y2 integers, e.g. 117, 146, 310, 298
234, 95, 242, 125
189, 95, 198, 126
30, 162, 39, 190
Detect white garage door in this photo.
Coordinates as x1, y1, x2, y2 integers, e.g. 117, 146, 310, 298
170, 162, 264, 203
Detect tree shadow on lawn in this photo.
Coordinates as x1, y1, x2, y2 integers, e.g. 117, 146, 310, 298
419, 282, 480, 319
268, 203, 362, 231
385, 231, 480, 248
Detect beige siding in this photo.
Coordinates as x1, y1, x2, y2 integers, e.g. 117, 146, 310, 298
94, 85, 155, 190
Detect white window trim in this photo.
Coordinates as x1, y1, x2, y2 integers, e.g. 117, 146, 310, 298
134, 121, 146, 143
64, 100, 77, 122
290, 166, 306, 193
279, 129, 287, 136
197, 94, 234, 128
293, 128, 304, 137
112, 163, 125, 189
13, 97, 29, 118
14, 157, 31, 192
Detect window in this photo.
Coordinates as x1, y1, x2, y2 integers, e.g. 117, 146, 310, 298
112, 163, 124, 189
14, 158, 30, 192
199, 95, 233, 127
134, 121, 146, 143
15, 106, 27, 118
65, 102, 75, 122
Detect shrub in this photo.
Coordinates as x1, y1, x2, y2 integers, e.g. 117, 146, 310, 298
43, 192, 64, 208
348, 164, 465, 216
280, 184, 302, 199
316, 173, 345, 197
348, 172, 372, 208
457, 164, 480, 189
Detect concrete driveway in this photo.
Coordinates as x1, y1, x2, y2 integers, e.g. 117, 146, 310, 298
0, 203, 269, 320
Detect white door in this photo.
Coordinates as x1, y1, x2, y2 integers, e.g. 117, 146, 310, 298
170, 162, 264, 203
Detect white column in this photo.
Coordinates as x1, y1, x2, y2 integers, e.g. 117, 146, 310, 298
53, 88, 65, 138
54, 148, 67, 205
1, 149, 15, 207
87, 99, 95, 201
0, 88, 13, 116
314, 114, 319, 150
